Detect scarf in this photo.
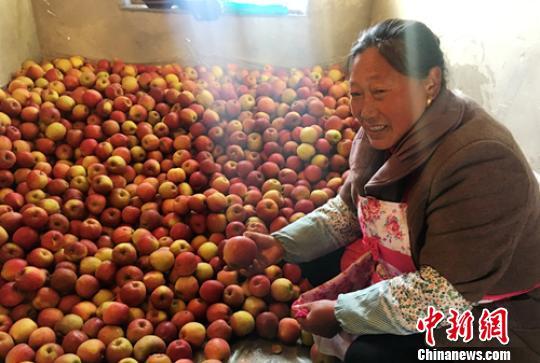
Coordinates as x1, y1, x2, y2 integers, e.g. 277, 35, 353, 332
341, 88, 466, 205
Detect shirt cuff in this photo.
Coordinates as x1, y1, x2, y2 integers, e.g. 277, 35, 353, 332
334, 266, 473, 335
271, 195, 361, 263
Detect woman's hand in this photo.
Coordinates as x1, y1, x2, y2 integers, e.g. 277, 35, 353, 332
295, 299, 340, 338
240, 231, 285, 276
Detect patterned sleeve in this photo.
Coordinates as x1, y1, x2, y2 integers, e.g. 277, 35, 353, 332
334, 266, 473, 335
271, 195, 361, 263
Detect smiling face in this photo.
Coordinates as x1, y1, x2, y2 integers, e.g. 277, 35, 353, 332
349, 47, 433, 150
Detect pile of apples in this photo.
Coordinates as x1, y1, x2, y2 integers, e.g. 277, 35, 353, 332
0, 55, 357, 363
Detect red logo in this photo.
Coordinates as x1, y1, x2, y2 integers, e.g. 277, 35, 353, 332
416, 306, 444, 346
478, 307, 509, 345
446, 308, 474, 343
417, 307, 509, 346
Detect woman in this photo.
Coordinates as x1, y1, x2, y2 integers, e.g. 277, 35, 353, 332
244, 19, 540, 362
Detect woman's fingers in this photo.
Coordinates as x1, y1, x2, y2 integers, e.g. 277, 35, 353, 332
296, 305, 313, 331
238, 255, 268, 276
242, 260, 263, 276
292, 301, 312, 320
244, 231, 275, 248
251, 258, 266, 272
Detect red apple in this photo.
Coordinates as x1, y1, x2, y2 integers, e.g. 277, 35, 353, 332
0, 331, 14, 360
119, 280, 147, 307
278, 317, 301, 344
62, 330, 89, 354
165, 339, 192, 361
14, 266, 47, 292
256, 311, 280, 339
126, 318, 154, 344
105, 337, 133, 363
222, 236, 257, 269
204, 337, 231, 361
149, 285, 174, 310
199, 280, 225, 304
173, 251, 198, 276
255, 198, 280, 223
282, 263, 303, 284
102, 302, 130, 326
222, 283, 245, 308
174, 276, 199, 302
154, 321, 177, 345
4, 343, 35, 363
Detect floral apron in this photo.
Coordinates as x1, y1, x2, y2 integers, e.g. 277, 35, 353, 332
342, 196, 416, 281
314, 195, 415, 359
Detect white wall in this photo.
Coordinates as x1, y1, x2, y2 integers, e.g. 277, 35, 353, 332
0, 0, 41, 86
31, 0, 372, 68
370, 0, 540, 171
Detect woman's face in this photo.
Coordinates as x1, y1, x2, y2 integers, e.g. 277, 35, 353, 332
349, 47, 431, 150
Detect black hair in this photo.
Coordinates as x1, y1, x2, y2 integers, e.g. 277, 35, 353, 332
349, 19, 447, 86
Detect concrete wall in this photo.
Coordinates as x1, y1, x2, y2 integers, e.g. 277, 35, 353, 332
31, 0, 372, 68
370, 0, 540, 171
0, 0, 41, 86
